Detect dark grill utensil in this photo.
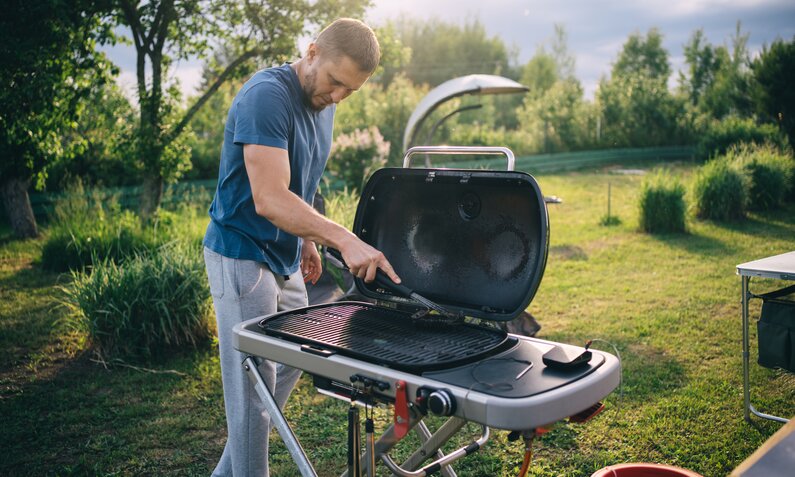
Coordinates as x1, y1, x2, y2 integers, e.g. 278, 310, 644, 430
327, 248, 464, 326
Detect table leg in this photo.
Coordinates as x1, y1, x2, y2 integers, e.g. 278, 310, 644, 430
742, 276, 751, 423
741, 278, 790, 424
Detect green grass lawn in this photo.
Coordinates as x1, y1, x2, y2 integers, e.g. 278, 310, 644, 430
1, 163, 794, 476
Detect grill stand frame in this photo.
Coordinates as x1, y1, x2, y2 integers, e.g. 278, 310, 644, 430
405, 419, 465, 477
243, 356, 319, 477
244, 355, 489, 477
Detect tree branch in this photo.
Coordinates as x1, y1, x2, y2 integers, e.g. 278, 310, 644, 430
151, 0, 175, 54
144, 0, 167, 48
119, 0, 149, 108
148, 1, 176, 131
167, 48, 261, 143
119, 0, 145, 53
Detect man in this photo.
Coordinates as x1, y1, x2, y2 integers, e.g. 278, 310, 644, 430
203, 18, 400, 477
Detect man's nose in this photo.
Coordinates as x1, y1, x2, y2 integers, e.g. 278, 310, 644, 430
330, 87, 350, 104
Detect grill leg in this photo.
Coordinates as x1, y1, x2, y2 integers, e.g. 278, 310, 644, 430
342, 405, 425, 477
381, 425, 490, 477
403, 418, 466, 477
243, 357, 318, 477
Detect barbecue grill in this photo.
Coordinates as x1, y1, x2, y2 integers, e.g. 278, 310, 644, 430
233, 146, 621, 476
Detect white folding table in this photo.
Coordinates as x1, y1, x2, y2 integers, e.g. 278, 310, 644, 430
737, 251, 795, 424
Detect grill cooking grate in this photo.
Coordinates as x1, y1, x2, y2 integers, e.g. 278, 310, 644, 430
258, 302, 513, 372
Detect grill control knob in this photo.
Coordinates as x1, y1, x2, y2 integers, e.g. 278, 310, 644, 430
428, 390, 455, 416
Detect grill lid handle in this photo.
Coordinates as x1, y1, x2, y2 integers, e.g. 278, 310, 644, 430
402, 145, 515, 170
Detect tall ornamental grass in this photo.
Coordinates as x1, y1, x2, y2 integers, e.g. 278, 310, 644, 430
726, 143, 794, 210
42, 210, 155, 272
60, 243, 213, 362
41, 183, 154, 272
692, 159, 748, 221
322, 187, 359, 231
638, 170, 687, 233
42, 182, 210, 272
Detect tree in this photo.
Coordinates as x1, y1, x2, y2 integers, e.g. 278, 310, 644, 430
519, 79, 593, 153
700, 23, 754, 119
612, 28, 670, 84
520, 53, 558, 98
0, 0, 112, 238
597, 29, 687, 147
335, 74, 428, 165
370, 23, 412, 88
752, 36, 795, 147
679, 29, 729, 107
597, 73, 686, 147
679, 23, 754, 119
184, 80, 239, 181
111, 0, 370, 217
383, 17, 513, 87
518, 25, 590, 152
549, 24, 576, 81
44, 81, 138, 191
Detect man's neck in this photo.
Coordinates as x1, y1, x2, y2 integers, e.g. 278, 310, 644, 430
291, 59, 305, 86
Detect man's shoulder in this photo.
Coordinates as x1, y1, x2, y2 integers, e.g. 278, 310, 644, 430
240, 65, 294, 99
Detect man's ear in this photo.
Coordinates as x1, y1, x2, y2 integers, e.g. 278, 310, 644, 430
306, 42, 318, 64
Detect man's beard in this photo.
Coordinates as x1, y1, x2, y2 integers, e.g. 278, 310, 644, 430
301, 69, 325, 112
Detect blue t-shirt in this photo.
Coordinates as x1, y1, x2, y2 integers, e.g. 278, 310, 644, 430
203, 64, 335, 275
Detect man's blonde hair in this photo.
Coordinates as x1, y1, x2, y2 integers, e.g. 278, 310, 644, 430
315, 18, 380, 73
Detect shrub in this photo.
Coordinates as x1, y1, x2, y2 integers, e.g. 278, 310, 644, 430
60, 243, 213, 362
334, 74, 428, 167
147, 199, 210, 250
327, 126, 390, 191
41, 183, 155, 272
726, 143, 795, 210
692, 159, 748, 221
42, 213, 152, 272
638, 170, 687, 233
41, 182, 210, 272
696, 116, 788, 161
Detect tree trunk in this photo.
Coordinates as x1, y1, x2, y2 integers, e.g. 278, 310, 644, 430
139, 173, 164, 219
0, 177, 39, 239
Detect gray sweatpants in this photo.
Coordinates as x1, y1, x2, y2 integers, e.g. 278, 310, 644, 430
204, 247, 306, 477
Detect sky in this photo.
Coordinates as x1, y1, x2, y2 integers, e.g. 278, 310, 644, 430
105, 0, 795, 101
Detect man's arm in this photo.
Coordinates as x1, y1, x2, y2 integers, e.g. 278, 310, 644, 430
244, 143, 400, 283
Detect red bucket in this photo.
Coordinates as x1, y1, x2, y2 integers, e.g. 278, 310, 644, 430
591, 463, 703, 477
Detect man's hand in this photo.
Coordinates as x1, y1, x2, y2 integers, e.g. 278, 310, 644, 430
338, 237, 401, 284
301, 240, 322, 285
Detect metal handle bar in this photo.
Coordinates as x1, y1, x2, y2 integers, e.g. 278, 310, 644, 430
379, 425, 490, 477
403, 146, 515, 171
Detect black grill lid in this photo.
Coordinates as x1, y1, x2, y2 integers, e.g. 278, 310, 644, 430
352, 167, 549, 321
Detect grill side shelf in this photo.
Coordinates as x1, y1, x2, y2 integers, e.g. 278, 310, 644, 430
422, 339, 607, 399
